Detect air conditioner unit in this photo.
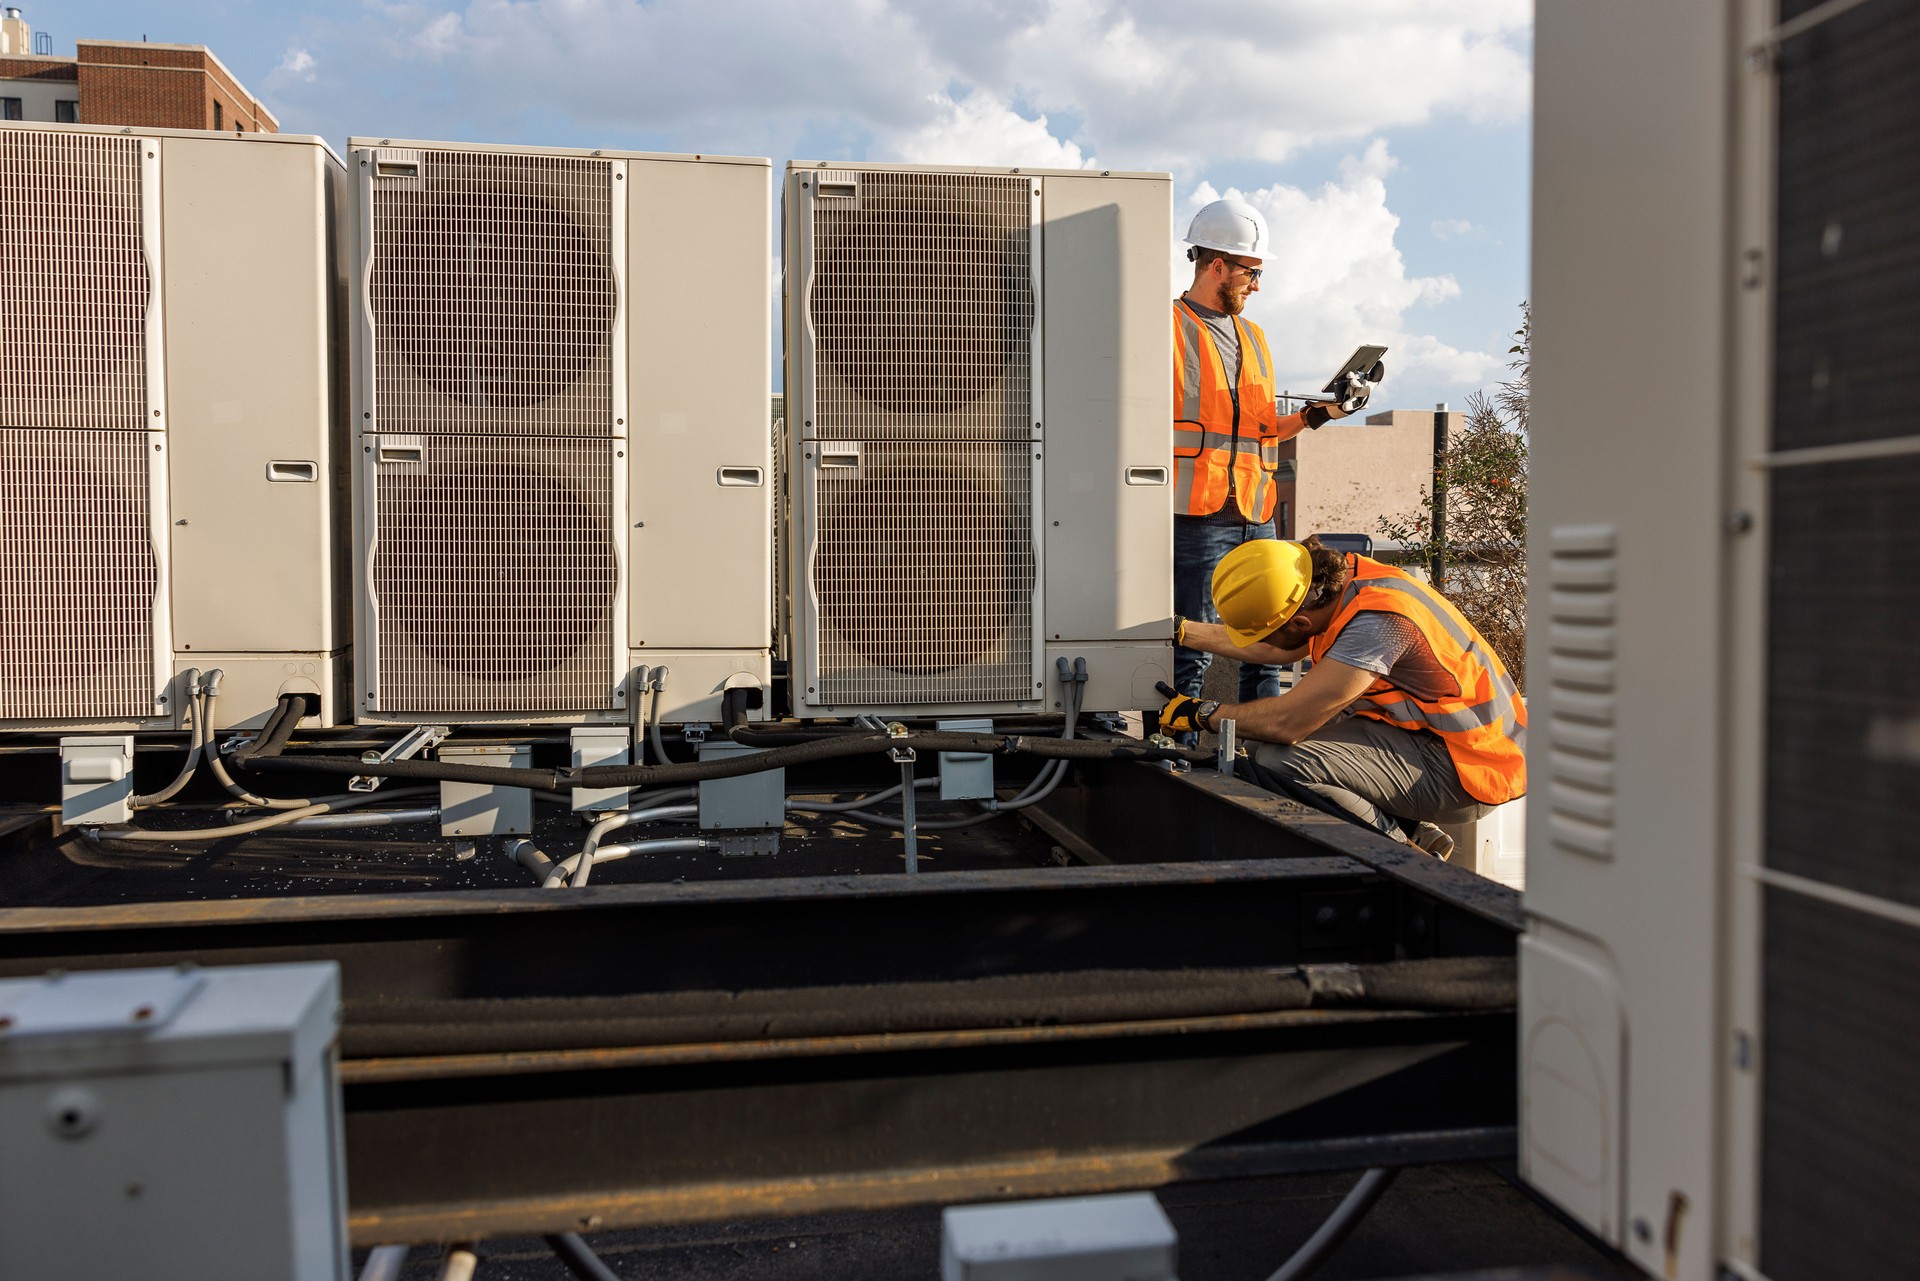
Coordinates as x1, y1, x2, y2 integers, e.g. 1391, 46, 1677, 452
0, 122, 349, 731
1522, 2, 1919, 1279
784, 163, 1173, 718
349, 139, 773, 725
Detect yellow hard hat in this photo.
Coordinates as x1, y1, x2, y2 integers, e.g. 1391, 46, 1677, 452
1211, 540, 1314, 647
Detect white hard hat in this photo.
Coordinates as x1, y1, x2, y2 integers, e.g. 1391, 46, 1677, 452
1185, 197, 1269, 258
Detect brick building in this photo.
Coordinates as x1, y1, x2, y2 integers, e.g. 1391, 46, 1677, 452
0, 10, 275, 133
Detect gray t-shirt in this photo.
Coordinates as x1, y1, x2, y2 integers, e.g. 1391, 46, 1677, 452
1324, 611, 1458, 703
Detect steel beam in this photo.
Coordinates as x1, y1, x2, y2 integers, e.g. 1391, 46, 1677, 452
0, 858, 1516, 1244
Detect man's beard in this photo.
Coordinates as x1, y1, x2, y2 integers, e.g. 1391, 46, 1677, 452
1220, 286, 1249, 316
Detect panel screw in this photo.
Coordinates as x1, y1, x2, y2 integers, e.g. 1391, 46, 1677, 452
1726, 510, 1753, 535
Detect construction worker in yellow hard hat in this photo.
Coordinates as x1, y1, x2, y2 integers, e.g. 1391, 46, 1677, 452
1170, 197, 1373, 740
1156, 536, 1527, 859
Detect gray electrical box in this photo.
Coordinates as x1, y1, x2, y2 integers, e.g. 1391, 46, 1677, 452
936, 717, 995, 801
0, 963, 349, 1281
570, 725, 632, 814
60, 734, 136, 826
942, 1192, 1178, 1281
438, 742, 532, 836
697, 740, 784, 833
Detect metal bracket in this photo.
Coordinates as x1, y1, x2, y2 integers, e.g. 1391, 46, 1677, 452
1091, 712, 1128, 734
680, 723, 710, 745
1145, 733, 1189, 774
1215, 718, 1238, 775
717, 832, 781, 858
351, 724, 450, 792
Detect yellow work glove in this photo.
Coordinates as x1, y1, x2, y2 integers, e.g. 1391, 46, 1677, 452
1173, 615, 1189, 648
1154, 681, 1204, 735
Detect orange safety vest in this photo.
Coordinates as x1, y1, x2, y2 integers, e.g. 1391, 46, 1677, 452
1307, 554, 1528, 806
1172, 298, 1312, 522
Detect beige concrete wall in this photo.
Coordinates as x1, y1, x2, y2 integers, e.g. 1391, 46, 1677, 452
1293, 407, 1459, 540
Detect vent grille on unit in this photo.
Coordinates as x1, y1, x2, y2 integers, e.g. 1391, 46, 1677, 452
369, 148, 616, 435
0, 130, 150, 431
0, 431, 158, 720
813, 440, 1036, 707
370, 436, 617, 713
1544, 524, 1619, 860
809, 170, 1034, 440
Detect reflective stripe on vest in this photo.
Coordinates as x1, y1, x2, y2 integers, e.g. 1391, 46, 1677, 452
1309, 555, 1528, 805
1171, 299, 1306, 522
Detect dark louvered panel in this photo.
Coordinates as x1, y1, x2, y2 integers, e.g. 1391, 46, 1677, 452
369, 148, 616, 437
1771, 1, 1920, 451
1761, 889, 1920, 1281
1766, 454, 1920, 906
371, 435, 617, 713
1762, 3, 1920, 1277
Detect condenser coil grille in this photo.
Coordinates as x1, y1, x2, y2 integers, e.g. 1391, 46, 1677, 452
0, 430, 157, 719
372, 435, 617, 713
813, 440, 1036, 706
0, 131, 150, 432
809, 171, 1034, 441
370, 149, 616, 436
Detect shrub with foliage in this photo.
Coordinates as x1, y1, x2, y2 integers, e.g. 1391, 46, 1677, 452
1379, 304, 1530, 690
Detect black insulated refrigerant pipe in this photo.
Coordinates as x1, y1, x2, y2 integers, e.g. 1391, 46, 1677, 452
245, 728, 1210, 791
544, 1233, 622, 1281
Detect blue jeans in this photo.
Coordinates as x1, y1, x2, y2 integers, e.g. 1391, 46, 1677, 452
1173, 517, 1285, 710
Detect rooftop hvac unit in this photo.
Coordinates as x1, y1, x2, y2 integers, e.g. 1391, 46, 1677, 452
351, 140, 773, 725
785, 163, 1173, 718
0, 123, 349, 731
1522, 2, 1920, 1279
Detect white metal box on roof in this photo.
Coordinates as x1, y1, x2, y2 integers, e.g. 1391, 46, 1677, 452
0, 122, 350, 730
783, 161, 1174, 719
0, 963, 348, 1280
347, 137, 773, 725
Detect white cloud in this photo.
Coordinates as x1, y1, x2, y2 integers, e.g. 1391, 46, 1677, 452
1431, 217, 1476, 240
272, 47, 317, 83
1173, 141, 1500, 394
875, 91, 1095, 169
306, 0, 1529, 169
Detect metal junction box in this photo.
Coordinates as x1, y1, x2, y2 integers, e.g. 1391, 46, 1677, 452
438, 742, 532, 836
0, 963, 348, 1280
942, 1192, 1177, 1281
697, 739, 784, 838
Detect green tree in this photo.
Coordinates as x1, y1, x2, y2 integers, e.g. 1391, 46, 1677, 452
1379, 303, 1530, 689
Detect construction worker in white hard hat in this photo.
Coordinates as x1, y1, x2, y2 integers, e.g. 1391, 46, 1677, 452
1170, 197, 1373, 740
1156, 537, 1527, 858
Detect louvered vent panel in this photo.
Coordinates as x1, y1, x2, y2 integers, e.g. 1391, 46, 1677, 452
370, 150, 616, 436
813, 440, 1036, 706
809, 171, 1034, 441
0, 130, 149, 431
0, 430, 157, 719
372, 436, 617, 713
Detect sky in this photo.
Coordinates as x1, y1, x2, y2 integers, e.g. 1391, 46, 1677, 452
31, 0, 1533, 415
